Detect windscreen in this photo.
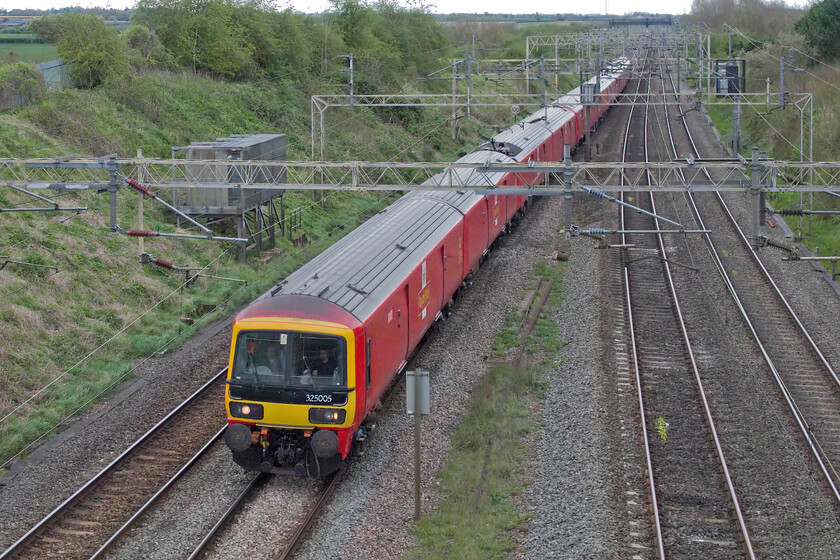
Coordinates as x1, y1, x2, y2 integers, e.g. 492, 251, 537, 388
231, 331, 347, 389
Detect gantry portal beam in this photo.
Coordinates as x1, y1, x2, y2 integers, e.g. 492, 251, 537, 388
310, 92, 808, 109
3, 156, 840, 193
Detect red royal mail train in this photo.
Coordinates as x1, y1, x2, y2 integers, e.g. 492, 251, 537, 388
222, 60, 630, 477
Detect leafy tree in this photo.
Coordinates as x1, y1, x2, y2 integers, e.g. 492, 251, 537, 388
131, 0, 446, 88
794, 0, 840, 60
230, 1, 318, 80
133, 0, 255, 78
327, 0, 447, 88
31, 13, 129, 88
122, 24, 166, 66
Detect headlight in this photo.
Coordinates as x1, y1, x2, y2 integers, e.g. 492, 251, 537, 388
230, 401, 264, 420
309, 408, 346, 424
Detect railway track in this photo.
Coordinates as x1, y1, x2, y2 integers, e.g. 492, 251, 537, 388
185, 471, 269, 559
619, 52, 754, 558
660, 68, 840, 507
0, 370, 228, 560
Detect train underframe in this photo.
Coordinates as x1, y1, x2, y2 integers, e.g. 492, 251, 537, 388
226, 425, 346, 479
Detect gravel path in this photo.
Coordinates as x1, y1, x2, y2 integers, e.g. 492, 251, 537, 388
511, 94, 655, 559
516, 208, 631, 559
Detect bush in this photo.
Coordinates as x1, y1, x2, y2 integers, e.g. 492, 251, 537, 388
31, 13, 129, 88
122, 24, 166, 67
131, 0, 446, 87
0, 61, 45, 108
689, 0, 801, 39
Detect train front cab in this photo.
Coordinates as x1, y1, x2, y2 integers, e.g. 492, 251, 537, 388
223, 309, 365, 478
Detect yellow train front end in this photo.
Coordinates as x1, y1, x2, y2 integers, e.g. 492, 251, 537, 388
223, 316, 359, 478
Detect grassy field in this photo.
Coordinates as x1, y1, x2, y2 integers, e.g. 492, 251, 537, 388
0, 33, 41, 41
0, 43, 57, 65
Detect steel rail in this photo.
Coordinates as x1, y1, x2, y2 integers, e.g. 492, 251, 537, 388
655, 62, 757, 559
718, 190, 840, 386
0, 368, 228, 560
275, 353, 423, 559
277, 471, 342, 560
187, 472, 268, 560
619, 59, 666, 560
88, 426, 228, 559
274, 330, 433, 560
668, 72, 840, 504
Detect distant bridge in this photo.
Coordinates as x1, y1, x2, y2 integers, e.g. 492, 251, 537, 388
608, 16, 674, 27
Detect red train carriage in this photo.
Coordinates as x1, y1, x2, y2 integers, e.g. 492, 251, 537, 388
223, 157, 515, 477
223, 60, 629, 477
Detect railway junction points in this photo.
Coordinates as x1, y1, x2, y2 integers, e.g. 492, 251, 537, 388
2, 23, 840, 560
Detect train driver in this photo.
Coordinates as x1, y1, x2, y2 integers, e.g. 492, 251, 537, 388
311, 348, 338, 378
264, 342, 284, 375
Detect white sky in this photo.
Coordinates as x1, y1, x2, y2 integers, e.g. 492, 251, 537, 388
3, 0, 693, 16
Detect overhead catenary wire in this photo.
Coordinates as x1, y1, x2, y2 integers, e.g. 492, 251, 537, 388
790, 45, 840, 76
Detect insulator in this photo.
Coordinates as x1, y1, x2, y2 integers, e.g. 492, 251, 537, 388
588, 228, 607, 235
589, 189, 608, 199
764, 236, 796, 252
774, 208, 803, 216
125, 178, 153, 197
126, 229, 155, 237
152, 258, 175, 269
